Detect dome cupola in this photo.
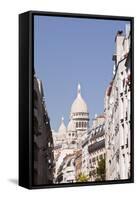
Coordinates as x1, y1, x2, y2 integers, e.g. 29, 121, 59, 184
69, 83, 89, 131
58, 117, 67, 135
71, 83, 88, 115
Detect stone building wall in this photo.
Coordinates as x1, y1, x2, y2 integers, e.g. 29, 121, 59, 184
33, 75, 54, 185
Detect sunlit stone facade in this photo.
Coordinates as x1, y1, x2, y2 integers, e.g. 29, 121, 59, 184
88, 115, 105, 181
105, 24, 131, 180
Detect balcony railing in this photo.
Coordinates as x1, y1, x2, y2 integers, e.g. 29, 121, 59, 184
88, 139, 105, 153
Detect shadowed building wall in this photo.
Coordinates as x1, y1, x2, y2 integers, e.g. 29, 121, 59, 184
33, 75, 54, 185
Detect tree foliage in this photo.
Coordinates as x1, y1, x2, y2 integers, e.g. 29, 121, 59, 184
76, 172, 89, 182
96, 157, 106, 181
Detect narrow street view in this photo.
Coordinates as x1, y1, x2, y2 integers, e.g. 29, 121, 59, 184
33, 16, 131, 185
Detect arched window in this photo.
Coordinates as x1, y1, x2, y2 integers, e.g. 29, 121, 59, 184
82, 122, 84, 128
84, 122, 86, 127
76, 122, 78, 128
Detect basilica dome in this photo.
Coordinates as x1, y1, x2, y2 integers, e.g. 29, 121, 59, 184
71, 83, 88, 114
67, 119, 76, 132
58, 117, 66, 135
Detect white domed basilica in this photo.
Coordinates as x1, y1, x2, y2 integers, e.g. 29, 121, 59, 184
53, 84, 90, 182
70, 84, 89, 130
53, 83, 89, 149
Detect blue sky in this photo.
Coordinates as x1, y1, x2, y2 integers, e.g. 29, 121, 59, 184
34, 15, 129, 131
